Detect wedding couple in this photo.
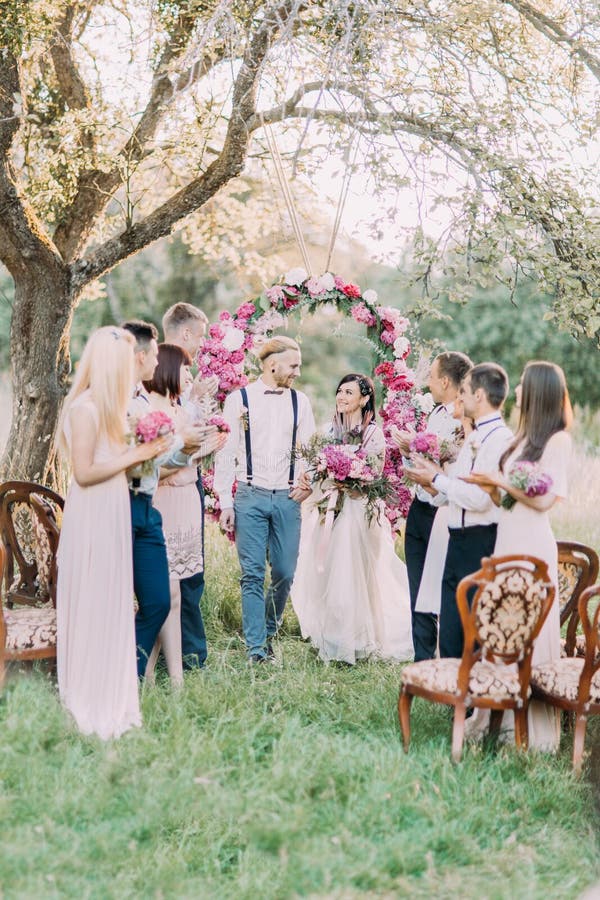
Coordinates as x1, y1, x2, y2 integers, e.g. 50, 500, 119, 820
213, 336, 413, 664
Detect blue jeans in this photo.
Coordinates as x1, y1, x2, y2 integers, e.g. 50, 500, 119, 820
234, 483, 302, 658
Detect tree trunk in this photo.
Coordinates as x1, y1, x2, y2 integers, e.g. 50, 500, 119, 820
1, 262, 74, 484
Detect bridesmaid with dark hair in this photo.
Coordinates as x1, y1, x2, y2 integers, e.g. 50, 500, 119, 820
464, 360, 572, 750
143, 343, 224, 685
292, 373, 413, 664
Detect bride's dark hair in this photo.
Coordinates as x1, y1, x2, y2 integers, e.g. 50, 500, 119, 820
500, 361, 572, 470
334, 373, 376, 435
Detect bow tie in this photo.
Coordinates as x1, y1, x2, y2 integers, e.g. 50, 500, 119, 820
264, 389, 284, 395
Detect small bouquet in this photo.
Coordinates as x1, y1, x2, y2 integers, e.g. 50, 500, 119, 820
299, 434, 396, 525
409, 431, 440, 463
129, 410, 175, 475
501, 461, 553, 510
206, 414, 231, 434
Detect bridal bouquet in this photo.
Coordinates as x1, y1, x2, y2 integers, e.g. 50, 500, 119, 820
501, 461, 553, 510
129, 410, 175, 475
299, 435, 396, 525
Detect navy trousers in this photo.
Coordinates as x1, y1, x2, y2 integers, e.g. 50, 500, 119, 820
439, 523, 497, 659
130, 491, 171, 677
179, 473, 207, 669
405, 498, 438, 661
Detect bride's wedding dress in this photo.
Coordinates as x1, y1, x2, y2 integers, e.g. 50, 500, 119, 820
291, 424, 413, 664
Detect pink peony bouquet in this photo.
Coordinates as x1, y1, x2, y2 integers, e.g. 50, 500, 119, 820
129, 410, 175, 475
409, 430, 462, 466
299, 435, 396, 525
135, 410, 175, 443
206, 414, 231, 434
502, 461, 553, 510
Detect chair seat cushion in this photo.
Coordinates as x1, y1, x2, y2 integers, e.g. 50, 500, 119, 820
532, 658, 600, 704
401, 657, 527, 703
4, 606, 57, 652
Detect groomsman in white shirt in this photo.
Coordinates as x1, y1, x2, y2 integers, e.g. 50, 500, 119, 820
214, 336, 316, 663
394, 351, 472, 660
409, 363, 512, 658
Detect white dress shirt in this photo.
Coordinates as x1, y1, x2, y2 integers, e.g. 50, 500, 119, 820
214, 377, 316, 508
433, 413, 513, 528
413, 401, 460, 505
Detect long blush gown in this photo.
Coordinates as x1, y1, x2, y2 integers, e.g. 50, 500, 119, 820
291, 424, 413, 664
57, 392, 141, 739
466, 429, 571, 751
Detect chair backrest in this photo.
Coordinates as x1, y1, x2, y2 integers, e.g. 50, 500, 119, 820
457, 555, 555, 667
557, 541, 599, 654
578, 585, 600, 692
0, 481, 64, 608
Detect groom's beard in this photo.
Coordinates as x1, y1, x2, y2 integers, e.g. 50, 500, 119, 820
274, 373, 297, 389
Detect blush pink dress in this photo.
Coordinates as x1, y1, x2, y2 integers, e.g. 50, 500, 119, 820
465, 430, 571, 751
57, 392, 141, 739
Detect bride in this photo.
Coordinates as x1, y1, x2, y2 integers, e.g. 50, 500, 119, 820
291, 373, 413, 664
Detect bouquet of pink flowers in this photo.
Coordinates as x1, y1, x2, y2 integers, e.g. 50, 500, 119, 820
502, 461, 553, 510
130, 410, 175, 475
206, 414, 231, 434
409, 430, 462, 466
299, 435, 396, 525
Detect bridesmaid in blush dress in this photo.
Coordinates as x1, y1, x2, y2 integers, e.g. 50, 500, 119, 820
142, 344, 225, 686
463, 361, 573, 751
56, 327, 172, 739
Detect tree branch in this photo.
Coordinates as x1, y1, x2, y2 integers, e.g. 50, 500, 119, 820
502, 0, 600, 82
70, 0, 300, 290
53, 6, 227, 262
0, 48, 63, 278
49, 5, 92, 113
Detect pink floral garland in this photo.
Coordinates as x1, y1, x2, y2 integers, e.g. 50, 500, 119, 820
198, 268, 434, 532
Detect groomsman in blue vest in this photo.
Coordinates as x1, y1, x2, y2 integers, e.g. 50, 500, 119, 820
214, 336, 316, 663
408, 363, 513, 658
393, 351, 472, 660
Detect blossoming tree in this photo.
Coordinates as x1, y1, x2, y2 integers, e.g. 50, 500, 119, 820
1, 0, 599, 480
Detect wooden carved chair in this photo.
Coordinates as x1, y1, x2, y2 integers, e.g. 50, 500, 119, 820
399, 555, 555, 761
557, 541, 599, 658
531, 584, 600, 773
0, 481, 64, 687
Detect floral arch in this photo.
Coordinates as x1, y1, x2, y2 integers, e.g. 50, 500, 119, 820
197, 268, 435, 533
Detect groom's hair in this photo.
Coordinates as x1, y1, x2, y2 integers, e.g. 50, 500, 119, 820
121, 319, 158, 350
469, 362, 509, 408
162, 302, 208, 336
436, 351, 472, 387
258, 336, 300, 362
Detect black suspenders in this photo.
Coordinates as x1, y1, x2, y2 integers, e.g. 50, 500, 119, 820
289, 389, 298, 488
239, 387, 298, 488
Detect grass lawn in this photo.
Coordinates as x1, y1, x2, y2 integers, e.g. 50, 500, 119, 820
1, 524, 599, 899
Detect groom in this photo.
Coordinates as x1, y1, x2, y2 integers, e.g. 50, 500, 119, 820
214, 336, 316, 662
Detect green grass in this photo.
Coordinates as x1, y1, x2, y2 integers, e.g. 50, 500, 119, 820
3, 450, 600, 900
1, 524, 599, 899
